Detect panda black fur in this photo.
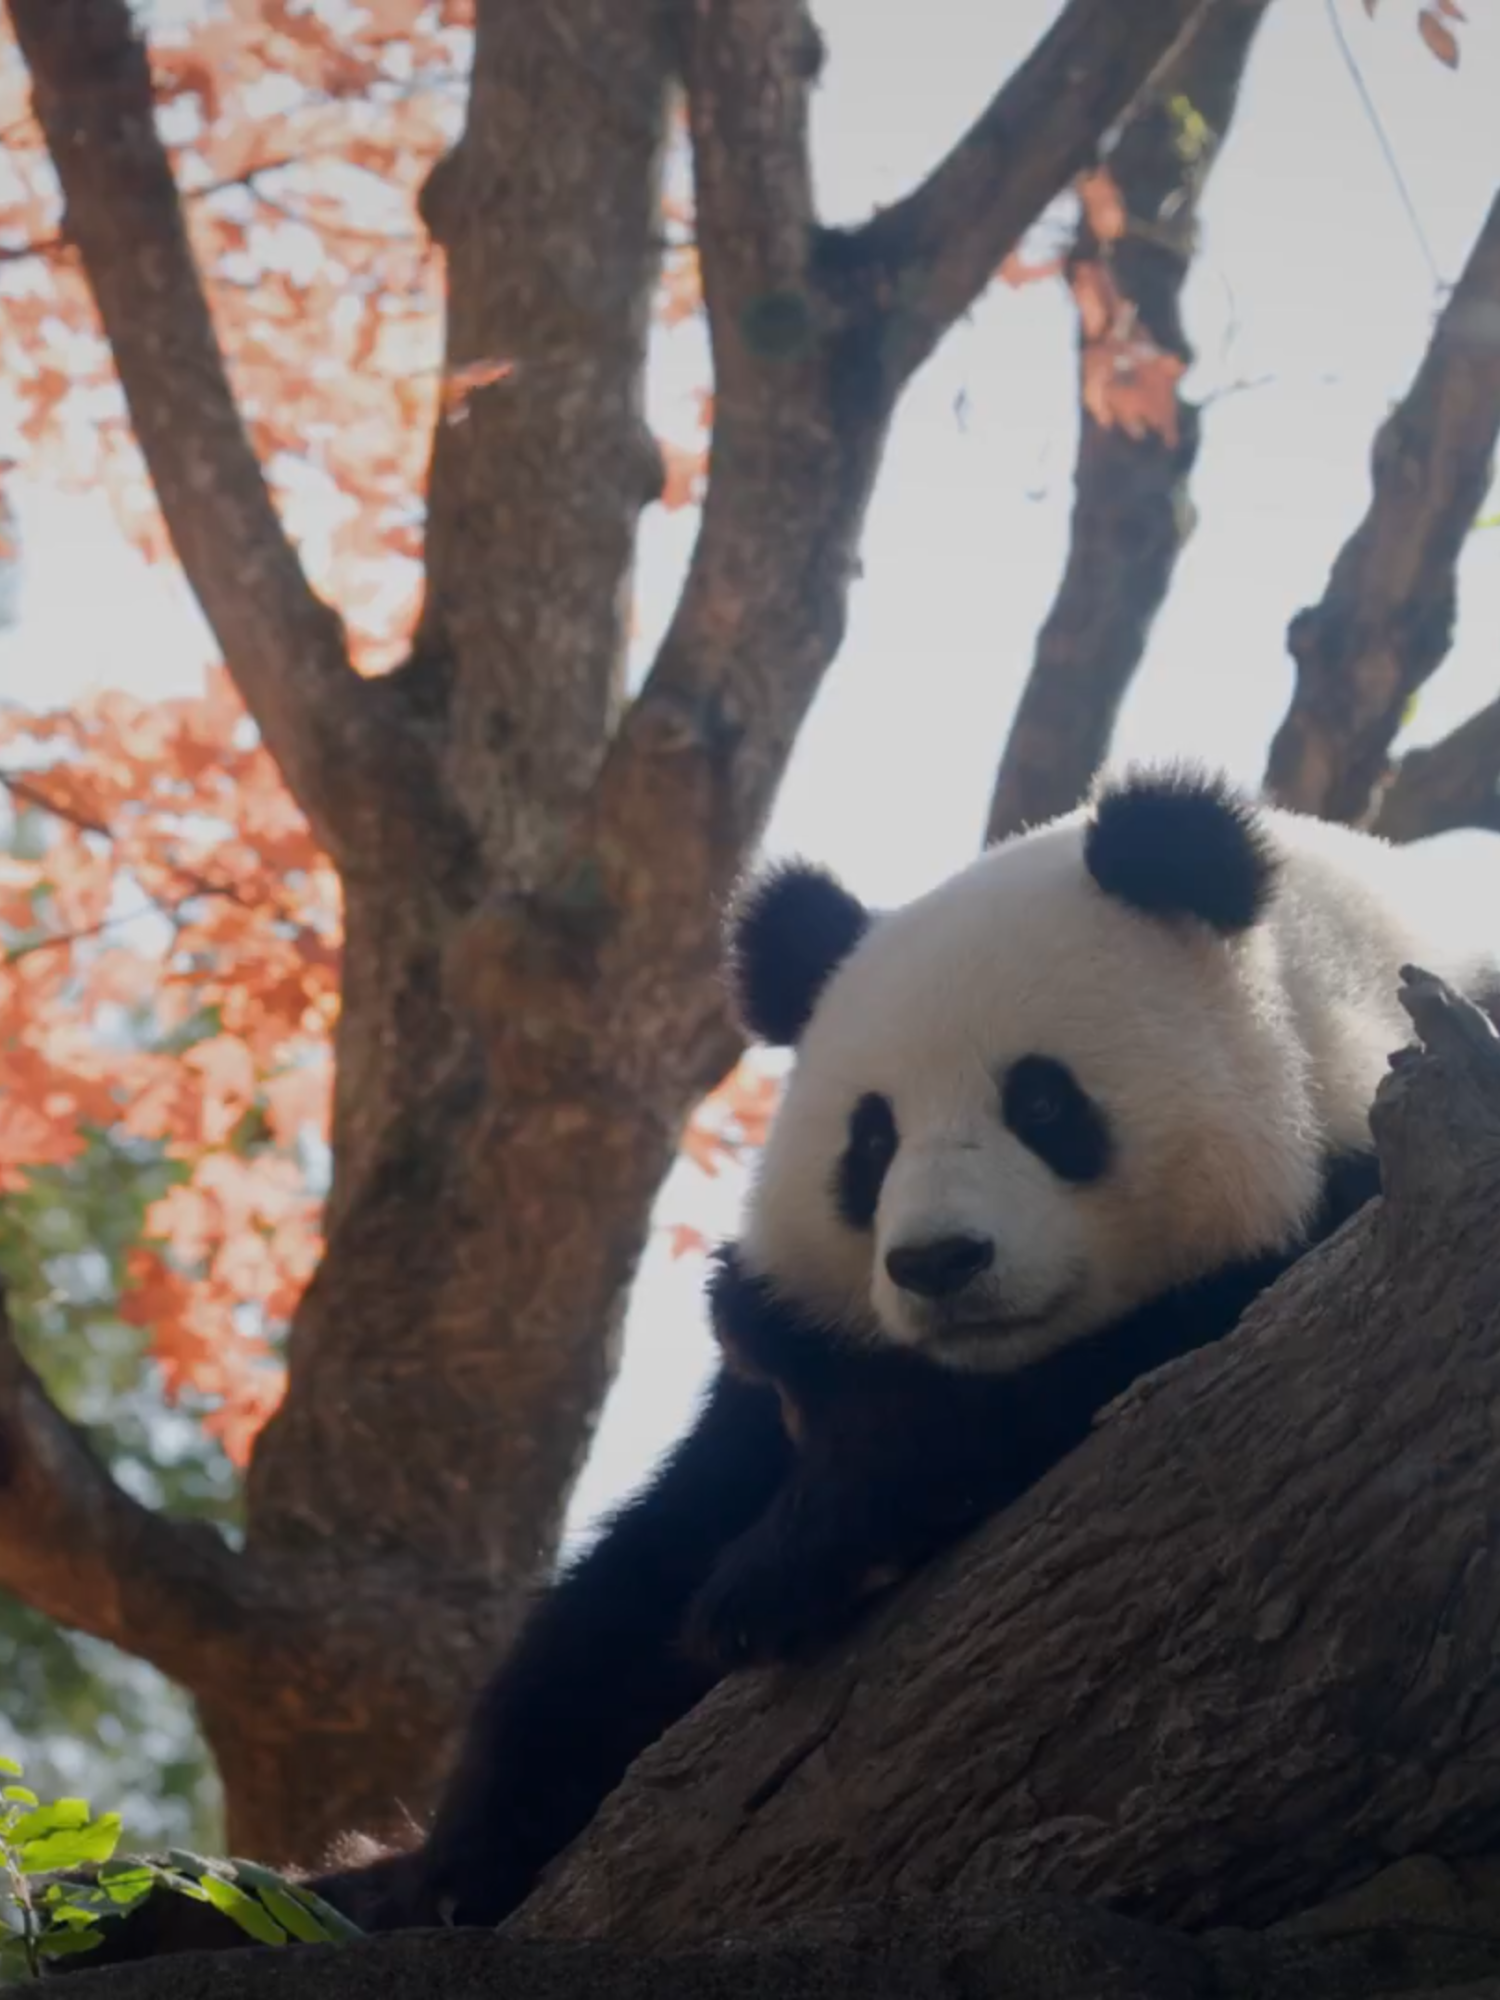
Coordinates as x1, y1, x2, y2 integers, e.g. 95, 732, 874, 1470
406, 763, 1500, 1930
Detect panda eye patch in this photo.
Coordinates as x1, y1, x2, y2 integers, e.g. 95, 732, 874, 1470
1001, 1055, 1112, 1184
834, 1092, 898, 1230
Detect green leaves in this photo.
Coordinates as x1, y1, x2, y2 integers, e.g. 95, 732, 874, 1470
0, 1752, 362, 1980
16, 1812, 124, 1876
200, 1875, 289, 1947
163, 1852, 363, 1948
227, 1860, 366, 1945
2, 1769, 130, 1982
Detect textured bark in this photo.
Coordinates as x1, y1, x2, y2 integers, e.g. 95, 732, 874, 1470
1264, 190, 1500, 824
849, 0, 1220, 386
0, 1292, 243, 1686
2, 2, 377, 868
42, 1897, 1500, 2000
506, 972, 1500, 1947
987, 1, 1269, 843
0, 0, 1213, 1863
1371, 691, 1500, 842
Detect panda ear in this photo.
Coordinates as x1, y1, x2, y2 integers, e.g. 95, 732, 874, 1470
1084, 763, 1280, 935
725, 861, 871, 1046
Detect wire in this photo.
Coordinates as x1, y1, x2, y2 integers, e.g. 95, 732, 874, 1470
1322, 0, 1443, 293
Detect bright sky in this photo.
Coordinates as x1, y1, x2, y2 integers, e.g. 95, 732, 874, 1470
1, 1, 1497, 1546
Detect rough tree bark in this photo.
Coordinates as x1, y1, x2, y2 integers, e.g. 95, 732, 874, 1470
47, 1895, 1500, 2000
0, 0, 1217, 1861
1372, 690, 1500, 842
1264, 189, 1500, 826
496, 969, 1500, 1949
987, 0, 1270, 843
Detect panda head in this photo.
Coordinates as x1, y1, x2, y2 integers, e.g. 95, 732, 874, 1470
722, 764, 1325, 1372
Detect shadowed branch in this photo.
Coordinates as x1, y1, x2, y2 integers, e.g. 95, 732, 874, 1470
0, 1281, 244, 1688
986, 0, 1271, 842
1370, 690, 1500, 842
1264, 190, 1500, 825
850, 0, 1220, 387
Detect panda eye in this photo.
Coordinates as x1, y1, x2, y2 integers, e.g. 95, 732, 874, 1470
855, 1110, 895, 1160
1020, 1081, 1062, 1124
1001, 1055, 1112, 1185
834, 1091, 898, 1231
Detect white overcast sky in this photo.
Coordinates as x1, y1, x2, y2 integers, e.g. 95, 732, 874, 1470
1, 1, 1497, 1542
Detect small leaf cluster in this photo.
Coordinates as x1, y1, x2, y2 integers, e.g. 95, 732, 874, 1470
0, 1756, 360, 1984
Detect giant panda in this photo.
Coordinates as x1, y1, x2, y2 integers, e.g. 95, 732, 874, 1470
49, 763, 1500, 1971
405, 762, 1500, 1933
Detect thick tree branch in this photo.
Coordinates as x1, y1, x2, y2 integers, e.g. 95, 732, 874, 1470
4, 0, 381, 868
238, 0, 678, 1612
986, 1, 1270, 843
519, 0, 1230, 1113
40, 1897, 1500, 1999
415, 0, 672, 884
1264, 190, 1500, 824
0, 1283, 244, 1688
685, 0, 818, 358
851, 0, 1224, 386
452, 0, 858, 1113
1369, 691, 1500, 842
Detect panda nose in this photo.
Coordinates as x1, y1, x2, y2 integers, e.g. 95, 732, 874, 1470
885, 1233, 995, 1300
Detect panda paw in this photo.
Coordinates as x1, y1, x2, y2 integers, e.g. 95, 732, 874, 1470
681, 1538, 884, 1672
681, 1557, 820, 1670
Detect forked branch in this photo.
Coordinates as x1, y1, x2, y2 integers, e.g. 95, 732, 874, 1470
5, 0, 377, 866
565, 0, 1228, 1090
1264, 190, 1500, 824
0, 1285, 244, 1688
1370, 691, 1500, 842
853, 0, 1219, 385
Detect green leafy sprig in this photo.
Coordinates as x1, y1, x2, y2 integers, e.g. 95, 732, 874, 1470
0, 1756, 360, 1984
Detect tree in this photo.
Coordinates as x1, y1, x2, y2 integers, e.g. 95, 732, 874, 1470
1, 0, 1498, 1909
0, 1122, 229, 1854
0, 0, 1246, 1865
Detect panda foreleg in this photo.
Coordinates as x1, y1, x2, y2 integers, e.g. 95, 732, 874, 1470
681, 1358, 1022, 1670
411, 1365, 793, 1929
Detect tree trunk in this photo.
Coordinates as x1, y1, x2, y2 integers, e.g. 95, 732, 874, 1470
505, 971, 1500, 1948
0, 0, 1219, 1864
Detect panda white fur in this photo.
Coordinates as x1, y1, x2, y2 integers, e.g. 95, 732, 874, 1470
393, 764, 1500, 1934
736, 762, 1499, 1373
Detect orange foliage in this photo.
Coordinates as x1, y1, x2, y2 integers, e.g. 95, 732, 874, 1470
661, 439, 708, 513
659, 1051, 780, 1267
0, 2, 717, 1463
658, 389, 713, 513
0, 1, 470, 672
1364, 0, 1471, 67
1416, 6, 1462, 64
1070, 260, 1187, 448
0, 669, 337, 1461
1000, 168, 1184, 449
1074, 168, 1127, 245
0, 1, 709, 674
679, 1057, 781, 1185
